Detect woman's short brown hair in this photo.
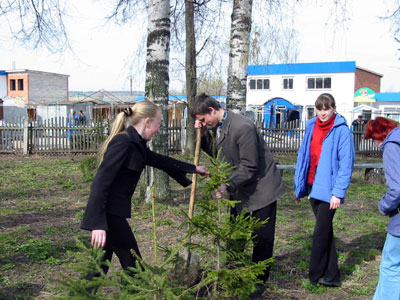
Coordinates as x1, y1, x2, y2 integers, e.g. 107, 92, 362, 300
315, 93, 336, 110
364, 117, 397, 141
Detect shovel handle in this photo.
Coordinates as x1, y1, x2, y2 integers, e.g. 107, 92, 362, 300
188, 128, 202, 219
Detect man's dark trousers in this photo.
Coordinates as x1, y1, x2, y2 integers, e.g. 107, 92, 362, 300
231, 201, 277, 282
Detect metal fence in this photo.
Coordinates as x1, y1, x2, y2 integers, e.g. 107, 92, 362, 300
0, 117, 380, 155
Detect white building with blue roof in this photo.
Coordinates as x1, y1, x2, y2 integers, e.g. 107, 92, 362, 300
246, 61, 374, 126
0, 70, 7, 99
354, 93, 400, 122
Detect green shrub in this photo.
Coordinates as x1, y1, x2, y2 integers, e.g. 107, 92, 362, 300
79, 157, 98, 182
17, 238, 55, 261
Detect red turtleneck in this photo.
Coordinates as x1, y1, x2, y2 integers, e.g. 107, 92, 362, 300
307, 114, 336, 184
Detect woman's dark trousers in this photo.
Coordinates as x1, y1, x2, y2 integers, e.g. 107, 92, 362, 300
309, 198, 340, 284
86, 214, 141, 281
231, 201, 277, 283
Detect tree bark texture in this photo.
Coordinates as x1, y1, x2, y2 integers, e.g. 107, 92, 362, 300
145, 0, 171, 202
226, 0, 253, 114
184, 0, 197, 156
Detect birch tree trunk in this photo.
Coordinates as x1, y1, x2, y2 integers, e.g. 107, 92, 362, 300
226, 0, 253, 114
183, 0, 197, 156
145, 0, 171, 202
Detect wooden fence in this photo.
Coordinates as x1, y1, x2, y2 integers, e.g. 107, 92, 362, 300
0, 117, 380, 155
0, 118, 184, 155
259, 120, 379, 155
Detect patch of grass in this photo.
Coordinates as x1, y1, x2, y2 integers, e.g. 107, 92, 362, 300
0, 154, 389, 299
79, 156, 98, 182
17, 238, 55, 262
156, 218, 174, 226
302, 280, 328, 294
0, 208, 18, 215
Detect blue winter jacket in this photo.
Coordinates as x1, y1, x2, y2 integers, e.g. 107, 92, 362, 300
378, 126, 400, 237
294, 114, 355, 203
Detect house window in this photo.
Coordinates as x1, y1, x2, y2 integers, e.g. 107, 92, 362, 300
27, 108, 36, 121
307, 107, 315, 120
307, 77, 331, 89
249, 78, 270, 90
363, 110, 372, 121
384, 107, 400, 122
18, 79, 24, 90
10, 79, 16, 91
283, 77, 293, 90
263, 79, 270, 89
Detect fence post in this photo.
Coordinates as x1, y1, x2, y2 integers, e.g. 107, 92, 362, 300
180, 118, 186, 151
23, 119, 29, 155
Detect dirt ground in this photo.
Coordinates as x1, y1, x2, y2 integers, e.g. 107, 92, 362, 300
0, 155, 387, 299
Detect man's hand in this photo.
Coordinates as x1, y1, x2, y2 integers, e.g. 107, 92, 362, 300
91, 229, 106, 248
215, 183, 227, 199
194, 119, 203, 129
196, 166, 209, 176
194, 120, 208, 136
330, 195, 341, 210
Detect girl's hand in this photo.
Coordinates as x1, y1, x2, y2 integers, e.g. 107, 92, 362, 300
330, 195, 341, 210
196, 166, 209, 176
294, 192, 301, 202
91, 229, 106, 248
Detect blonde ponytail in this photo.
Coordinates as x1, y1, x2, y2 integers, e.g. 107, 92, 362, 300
98, 101, 160, 164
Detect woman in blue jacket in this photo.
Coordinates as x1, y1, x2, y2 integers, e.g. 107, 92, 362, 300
365, 117, 400, 300
294, 93, 354, 286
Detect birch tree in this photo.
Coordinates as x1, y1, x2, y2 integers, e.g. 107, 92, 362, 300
226, 0, 253, 114
183, 0, 197, 155
145, 0, 171, 202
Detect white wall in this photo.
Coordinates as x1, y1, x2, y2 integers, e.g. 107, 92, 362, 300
28, 72, 69, 104
36, 105, 68, 122
0, 75, 7, 98
246, 72, 355, 125
1, 98, 27, 122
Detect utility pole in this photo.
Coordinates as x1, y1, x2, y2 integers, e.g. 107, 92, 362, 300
130, 75, 133, 95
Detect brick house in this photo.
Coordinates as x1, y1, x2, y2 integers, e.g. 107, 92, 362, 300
0, 69, 69, 121
5, 69, 69, 105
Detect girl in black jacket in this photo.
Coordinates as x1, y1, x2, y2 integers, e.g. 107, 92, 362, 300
81, 101, 207, 278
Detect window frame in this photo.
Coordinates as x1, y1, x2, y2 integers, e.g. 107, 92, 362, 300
17, 79, 24, 91
307, 106, 315, 120
306, 76, 332, 90
248, 77, 271, 91
10, 79, 16, 91
282, 77, 294, 90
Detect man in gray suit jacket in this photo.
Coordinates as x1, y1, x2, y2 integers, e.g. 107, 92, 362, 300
191, 93, 285, 297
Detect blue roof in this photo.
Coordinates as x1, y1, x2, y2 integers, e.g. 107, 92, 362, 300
376, 93, 400, 102
136, 95, 226, 102
0, 70, 7, 76
248, 61, 356, 75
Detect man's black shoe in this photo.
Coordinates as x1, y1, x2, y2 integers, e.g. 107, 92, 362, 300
250, 283, 265, 299
318, 277, 341, 287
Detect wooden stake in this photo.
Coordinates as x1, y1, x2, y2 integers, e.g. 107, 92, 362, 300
188, 128, 202, 219
185, 127, 202, 266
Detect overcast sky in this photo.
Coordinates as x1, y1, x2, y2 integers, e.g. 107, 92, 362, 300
0, 0, 399, 93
